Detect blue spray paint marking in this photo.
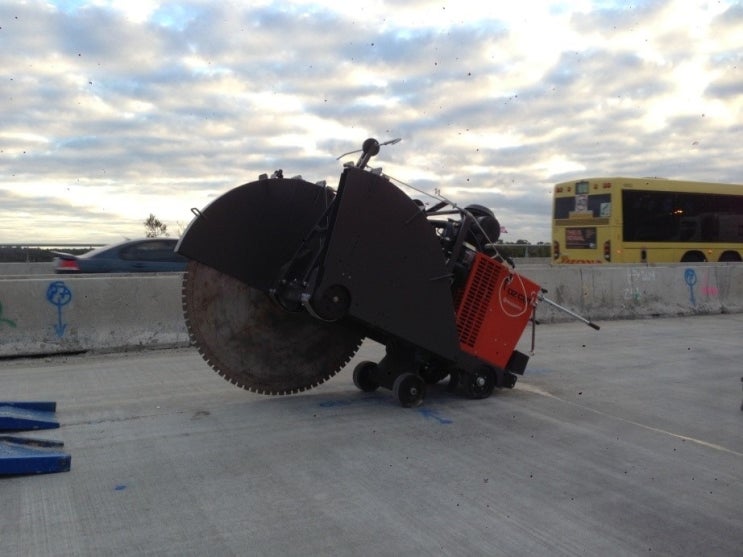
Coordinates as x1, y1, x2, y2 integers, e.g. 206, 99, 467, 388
416, 407, 453, 424
114, 484, 127, 491
318, 397, 384, 409
0, 301, 16, 328
684, 268, 697, 306
319, 396, 454, 424
46, 281, 72, 337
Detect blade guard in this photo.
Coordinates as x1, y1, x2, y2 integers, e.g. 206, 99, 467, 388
176, 178, 334, 292
311, 167, 461, 361
178, 168, 462, 362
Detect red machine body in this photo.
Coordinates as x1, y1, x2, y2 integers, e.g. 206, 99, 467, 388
455, 253, 541, 369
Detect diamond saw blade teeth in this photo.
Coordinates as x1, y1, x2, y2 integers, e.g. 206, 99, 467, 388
183, 260, 363, 395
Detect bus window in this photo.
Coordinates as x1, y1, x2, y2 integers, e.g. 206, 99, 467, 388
623, 190, 743, 243
623, 191, 677, 241
554, 197, 574, 219
587, 194, 610, 217
553, 195, 610, 219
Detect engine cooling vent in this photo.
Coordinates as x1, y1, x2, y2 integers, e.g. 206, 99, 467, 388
455, 254, 505, 348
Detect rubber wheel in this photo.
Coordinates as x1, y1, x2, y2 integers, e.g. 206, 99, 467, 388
353, 361, 379, 392
464, 367, 496, 399
393, 373, 426, 408
681, 251, 706, 263
719, 252, 742, 262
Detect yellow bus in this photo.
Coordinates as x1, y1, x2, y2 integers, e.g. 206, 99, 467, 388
552, 177, 743, 264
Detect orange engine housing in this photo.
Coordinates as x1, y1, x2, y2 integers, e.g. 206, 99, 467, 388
454, 253, 541, 369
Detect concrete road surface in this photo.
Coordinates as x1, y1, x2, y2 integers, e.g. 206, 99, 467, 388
1, 315, 741, 556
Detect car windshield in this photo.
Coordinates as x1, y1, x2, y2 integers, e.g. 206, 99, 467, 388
79, 239, 176, 259
121, 240, 178, 261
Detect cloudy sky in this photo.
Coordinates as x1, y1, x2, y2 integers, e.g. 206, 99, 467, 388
1, 0, 741, 245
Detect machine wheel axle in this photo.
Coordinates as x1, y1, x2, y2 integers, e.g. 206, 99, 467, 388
449, 367, 497, 399
392, 373, 426, 408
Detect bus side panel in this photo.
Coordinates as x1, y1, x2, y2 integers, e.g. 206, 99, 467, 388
553, 177, 743, 264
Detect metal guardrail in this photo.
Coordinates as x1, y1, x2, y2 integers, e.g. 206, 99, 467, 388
0, 245, 104, 266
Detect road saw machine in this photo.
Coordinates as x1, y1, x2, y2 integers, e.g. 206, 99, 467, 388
176, 138, 598, 407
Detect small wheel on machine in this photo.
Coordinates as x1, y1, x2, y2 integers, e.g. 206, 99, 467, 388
393, 373, 426, 408
464, 367, 496, 399
353, 361, 379, 392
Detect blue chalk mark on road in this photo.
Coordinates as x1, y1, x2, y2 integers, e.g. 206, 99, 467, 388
319, 396, 454, 424
417, 407, 453, 424
318, 397, 382, 409
46, 281, 72, 337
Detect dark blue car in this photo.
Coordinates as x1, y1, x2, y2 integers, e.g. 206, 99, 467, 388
54, 238, 188, 274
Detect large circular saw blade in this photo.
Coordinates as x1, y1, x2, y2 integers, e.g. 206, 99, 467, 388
183, 260, 363, 395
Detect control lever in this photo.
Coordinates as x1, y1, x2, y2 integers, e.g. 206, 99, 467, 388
337, 137, 402, 170
537, 289, 601, 330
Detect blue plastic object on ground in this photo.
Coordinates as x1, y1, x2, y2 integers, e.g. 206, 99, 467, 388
0, 436, 71, 475
0, 402, 60, 431
0, 402, 70, 475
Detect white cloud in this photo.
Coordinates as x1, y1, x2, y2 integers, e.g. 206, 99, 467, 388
0, 0, 741, 244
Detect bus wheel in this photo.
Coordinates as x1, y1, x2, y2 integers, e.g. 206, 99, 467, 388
719, 251, 741, 263
681, 251, 706, 263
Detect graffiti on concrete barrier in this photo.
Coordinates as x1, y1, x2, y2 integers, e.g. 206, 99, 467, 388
622, 286, 641, 302
684, 268, 697, 306
0, 301, 16, 328
46, 281, 72, 337
629, 268, 657, 282
684, 268, 720, 307
700, 269, 719, 297
623, 267, 657, 302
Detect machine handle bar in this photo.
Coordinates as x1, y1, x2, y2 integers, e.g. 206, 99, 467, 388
537, 292, 600, 330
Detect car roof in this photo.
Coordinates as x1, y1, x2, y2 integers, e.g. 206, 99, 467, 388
81, 238, 177, 259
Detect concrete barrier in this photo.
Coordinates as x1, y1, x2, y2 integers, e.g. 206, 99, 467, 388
523, 263, 743, 324
0, 262, 55, 275
0, 264, 741, 358
0, 274, 188, 358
